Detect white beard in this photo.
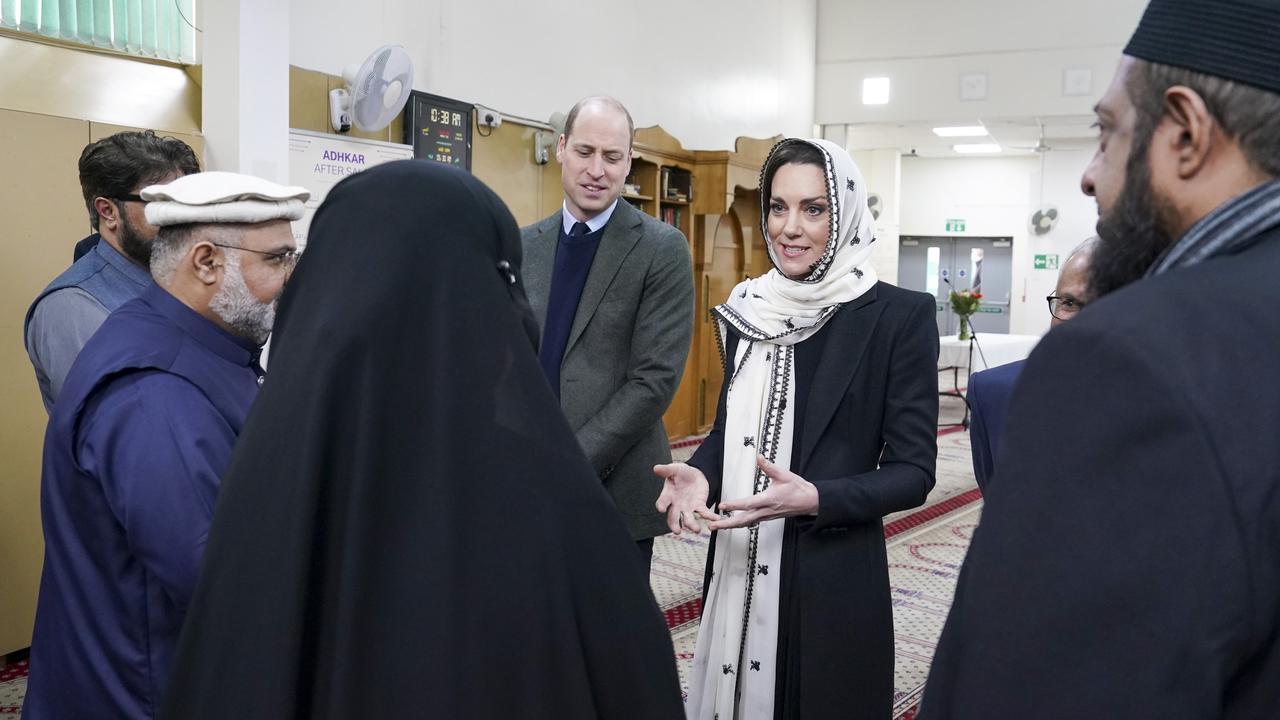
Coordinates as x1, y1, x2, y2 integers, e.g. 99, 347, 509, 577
210, 255, 276, 346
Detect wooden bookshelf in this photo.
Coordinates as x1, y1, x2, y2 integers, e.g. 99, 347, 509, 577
630, 126, 699, 438
688, 135, 782, 432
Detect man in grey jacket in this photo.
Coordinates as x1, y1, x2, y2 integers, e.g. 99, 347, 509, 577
521, 96, 694, 571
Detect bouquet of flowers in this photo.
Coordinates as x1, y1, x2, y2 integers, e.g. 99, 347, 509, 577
948, 288, 983, 340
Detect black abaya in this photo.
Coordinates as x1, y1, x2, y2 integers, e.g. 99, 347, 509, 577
160, 161, 683, 719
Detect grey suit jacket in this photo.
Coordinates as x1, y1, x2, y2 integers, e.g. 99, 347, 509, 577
521, 200, 695, 539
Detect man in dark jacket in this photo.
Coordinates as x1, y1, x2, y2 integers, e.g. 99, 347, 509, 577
921, 1, 1280, 717
967, 237, 1096, 491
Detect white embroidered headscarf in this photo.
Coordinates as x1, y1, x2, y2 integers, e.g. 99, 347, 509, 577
686, 138, 877, 720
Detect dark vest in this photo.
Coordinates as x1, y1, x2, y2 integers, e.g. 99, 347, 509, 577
23, 237, 150, 346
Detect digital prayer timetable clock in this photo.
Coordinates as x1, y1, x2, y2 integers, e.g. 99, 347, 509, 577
403, 91, 474, 171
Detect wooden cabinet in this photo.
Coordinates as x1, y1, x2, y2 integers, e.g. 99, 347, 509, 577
627, 127, 699, 439
688, 136, 781, 434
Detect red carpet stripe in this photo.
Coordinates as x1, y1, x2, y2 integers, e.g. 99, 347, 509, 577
883, 489, 983, 539
664, 597, 702, 630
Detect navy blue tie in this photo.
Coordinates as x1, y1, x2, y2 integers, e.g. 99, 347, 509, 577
570, 221, 589, 237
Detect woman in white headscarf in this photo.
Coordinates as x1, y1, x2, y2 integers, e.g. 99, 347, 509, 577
656, 138, 939, 719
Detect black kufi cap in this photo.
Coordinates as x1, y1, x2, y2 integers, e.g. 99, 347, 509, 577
1125, 0, 1280, 94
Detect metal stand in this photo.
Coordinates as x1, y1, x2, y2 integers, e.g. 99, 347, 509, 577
938, 335, 976, 428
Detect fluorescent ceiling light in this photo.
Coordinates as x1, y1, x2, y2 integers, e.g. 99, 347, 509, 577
933, 125, 988, 137
862, 77, 890, 105
953, 143, 1002, 154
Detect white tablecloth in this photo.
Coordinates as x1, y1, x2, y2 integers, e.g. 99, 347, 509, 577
938, 333, 1040, 372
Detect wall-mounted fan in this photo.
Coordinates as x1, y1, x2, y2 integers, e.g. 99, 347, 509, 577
534, 111, 568, 165
866, 192, 883, 221
1029, 206, 1059, 236
329, 45, 415, 133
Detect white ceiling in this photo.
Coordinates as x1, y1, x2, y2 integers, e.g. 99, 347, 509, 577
845, 115, 1098, 158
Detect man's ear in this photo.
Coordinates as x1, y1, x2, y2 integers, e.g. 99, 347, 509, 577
1162, 85, 1216, 180
190, 242, 222, 286
555, 133, 567, 163
94, 197, 119, 231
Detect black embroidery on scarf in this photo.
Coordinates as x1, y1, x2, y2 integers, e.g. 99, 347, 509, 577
726, 341, 754, 395
847, 177, 856, 192
735, 346, 793, 687
722, 664, 735, 675
757, 563, 769, 576
743, 436, 755, 448
750, 660, 761, 671
712, 302, 843, 344
798, 145, 841, 283
712, 318, 729, 376
853, 267, 864, 279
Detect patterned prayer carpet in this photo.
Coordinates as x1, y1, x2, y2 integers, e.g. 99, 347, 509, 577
0, 659, 25, 715
0, 388, 979, 717
658, 389, 981, 718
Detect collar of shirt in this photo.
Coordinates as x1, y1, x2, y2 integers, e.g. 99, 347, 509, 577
94, 237, 153, 288
561, 198, 619, 235
140, 283, 260, 368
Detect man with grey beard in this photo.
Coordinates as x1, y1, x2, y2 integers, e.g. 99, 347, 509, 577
23, 172, 307, 720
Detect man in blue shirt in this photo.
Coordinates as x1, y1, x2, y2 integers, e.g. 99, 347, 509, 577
22, 171, 309, 720
25, 130, 201, 412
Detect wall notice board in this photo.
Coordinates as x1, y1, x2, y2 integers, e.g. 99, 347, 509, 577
288, 128, 415, 245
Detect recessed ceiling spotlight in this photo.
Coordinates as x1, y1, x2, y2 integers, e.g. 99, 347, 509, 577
862, 77, 890, 105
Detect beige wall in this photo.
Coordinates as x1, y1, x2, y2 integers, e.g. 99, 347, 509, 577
287, 64, 559, 227
0, 33, 202, 655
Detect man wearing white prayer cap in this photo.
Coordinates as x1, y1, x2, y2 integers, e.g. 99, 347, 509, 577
22, 172, 308, 720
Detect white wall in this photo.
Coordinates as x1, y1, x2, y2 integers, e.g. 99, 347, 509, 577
898, 147, 1097, 336
815, 0, 1147, 124
851, 148, 903, 285
289, 0, 817, 150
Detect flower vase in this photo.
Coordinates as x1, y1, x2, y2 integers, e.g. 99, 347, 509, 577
958, 315, 971, 341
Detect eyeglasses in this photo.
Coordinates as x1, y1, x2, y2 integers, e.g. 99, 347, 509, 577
209, 242, 299, 268
1046, 293, 1086, 320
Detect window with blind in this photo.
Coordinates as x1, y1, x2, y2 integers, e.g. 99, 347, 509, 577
0, 0, 197, 64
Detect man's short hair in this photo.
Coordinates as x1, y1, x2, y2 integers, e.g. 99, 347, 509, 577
78, 130, 201, 231
150, 223, 242, 285
1127, 59, 1280, 178
563, 96, 635, 149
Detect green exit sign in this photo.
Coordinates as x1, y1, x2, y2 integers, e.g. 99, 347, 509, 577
946, 218, 966, 232
1034, 254, 1060, 270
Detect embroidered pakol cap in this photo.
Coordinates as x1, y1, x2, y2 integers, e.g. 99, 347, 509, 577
143, 171, 310, 227
1124, 0, 1280, 95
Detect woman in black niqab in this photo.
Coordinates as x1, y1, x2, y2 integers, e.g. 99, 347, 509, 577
161, 160, 684, 719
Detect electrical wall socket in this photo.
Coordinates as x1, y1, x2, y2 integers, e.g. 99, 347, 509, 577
476, 106, 503, 129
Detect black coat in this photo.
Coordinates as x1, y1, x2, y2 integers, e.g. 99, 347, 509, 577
919, 230, 1280, 719
690, 281, 940, 719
